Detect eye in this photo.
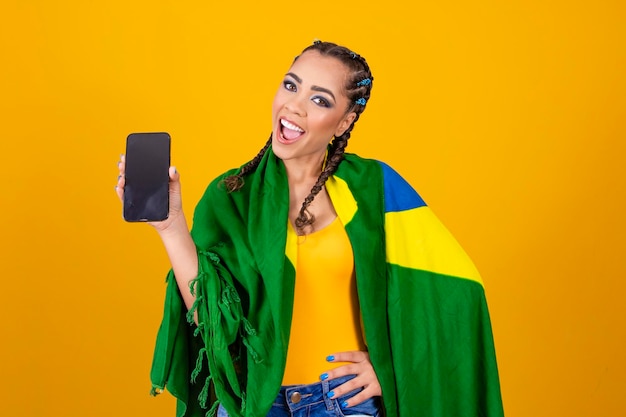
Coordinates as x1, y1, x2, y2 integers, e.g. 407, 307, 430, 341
283, 80, 297, 92
312, 96, 331, 108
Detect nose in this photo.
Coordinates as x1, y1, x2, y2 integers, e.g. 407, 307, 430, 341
284, 94, 306, 117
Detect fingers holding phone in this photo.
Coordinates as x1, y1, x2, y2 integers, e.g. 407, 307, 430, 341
115, 154, 126, 202
165, 165, 183, 221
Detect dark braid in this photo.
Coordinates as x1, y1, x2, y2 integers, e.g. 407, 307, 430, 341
222, 134, 272, 192
293, 41, 373, 233
294, 135, 348, 230
222, 41, 374, 233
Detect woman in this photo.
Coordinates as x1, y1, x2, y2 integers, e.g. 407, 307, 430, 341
116, 41, 504, 417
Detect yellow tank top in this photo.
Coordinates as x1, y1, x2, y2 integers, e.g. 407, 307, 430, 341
282, 216, 366, 385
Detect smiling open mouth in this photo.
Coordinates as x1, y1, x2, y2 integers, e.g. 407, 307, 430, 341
280, 119, 305, 141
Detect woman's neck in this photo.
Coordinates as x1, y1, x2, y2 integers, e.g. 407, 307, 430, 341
283, 153, 325, 186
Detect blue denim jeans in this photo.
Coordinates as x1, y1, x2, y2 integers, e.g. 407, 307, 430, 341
217, 375, 381, 417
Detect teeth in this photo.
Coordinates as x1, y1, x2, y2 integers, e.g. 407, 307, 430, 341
281, 119, 304, 132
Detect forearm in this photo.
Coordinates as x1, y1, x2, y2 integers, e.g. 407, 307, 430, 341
156, 214, 198, 311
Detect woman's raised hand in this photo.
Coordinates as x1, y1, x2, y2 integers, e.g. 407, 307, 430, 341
115, 154, 198, 311
115, 154, 184, 232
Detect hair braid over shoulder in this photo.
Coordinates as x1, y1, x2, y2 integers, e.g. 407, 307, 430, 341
221, 134, 272, 192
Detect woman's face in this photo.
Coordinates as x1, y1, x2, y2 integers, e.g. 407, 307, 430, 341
271, 51, 356, 167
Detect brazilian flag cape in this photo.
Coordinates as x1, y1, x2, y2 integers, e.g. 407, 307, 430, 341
149, 148, 504, 417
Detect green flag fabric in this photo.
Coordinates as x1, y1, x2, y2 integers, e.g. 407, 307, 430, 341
149, 147, 504, 417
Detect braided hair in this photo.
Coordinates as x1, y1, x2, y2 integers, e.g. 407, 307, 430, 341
222, 41, 374, 233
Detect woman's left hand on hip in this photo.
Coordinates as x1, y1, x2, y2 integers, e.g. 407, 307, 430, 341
322, 350, 382, 407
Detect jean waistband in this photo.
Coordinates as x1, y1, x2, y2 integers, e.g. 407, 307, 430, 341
276, 374, 359, 412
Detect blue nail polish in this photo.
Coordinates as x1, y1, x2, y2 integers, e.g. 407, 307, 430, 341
326, 355, 335, 362
327, 391, 335, 398
320, 373, 328, 381
341, 400, 349, 408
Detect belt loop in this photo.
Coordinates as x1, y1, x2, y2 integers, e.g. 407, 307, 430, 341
322, 378, 333, 411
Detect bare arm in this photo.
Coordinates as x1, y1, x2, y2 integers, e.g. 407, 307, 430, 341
116, 155, 197, 311
155, 212, 198, 311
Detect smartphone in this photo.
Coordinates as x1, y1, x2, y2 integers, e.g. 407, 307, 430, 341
123, 132, 171, 222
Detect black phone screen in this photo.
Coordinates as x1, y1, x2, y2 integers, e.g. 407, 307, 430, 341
123, 132, 171, 222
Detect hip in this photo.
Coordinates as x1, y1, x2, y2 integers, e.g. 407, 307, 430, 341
217, 374, 381, 417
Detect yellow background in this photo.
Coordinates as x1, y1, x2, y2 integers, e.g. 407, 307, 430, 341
1, 1, 624, 416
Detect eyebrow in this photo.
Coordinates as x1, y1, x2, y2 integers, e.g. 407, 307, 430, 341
286, 72, 336, 102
